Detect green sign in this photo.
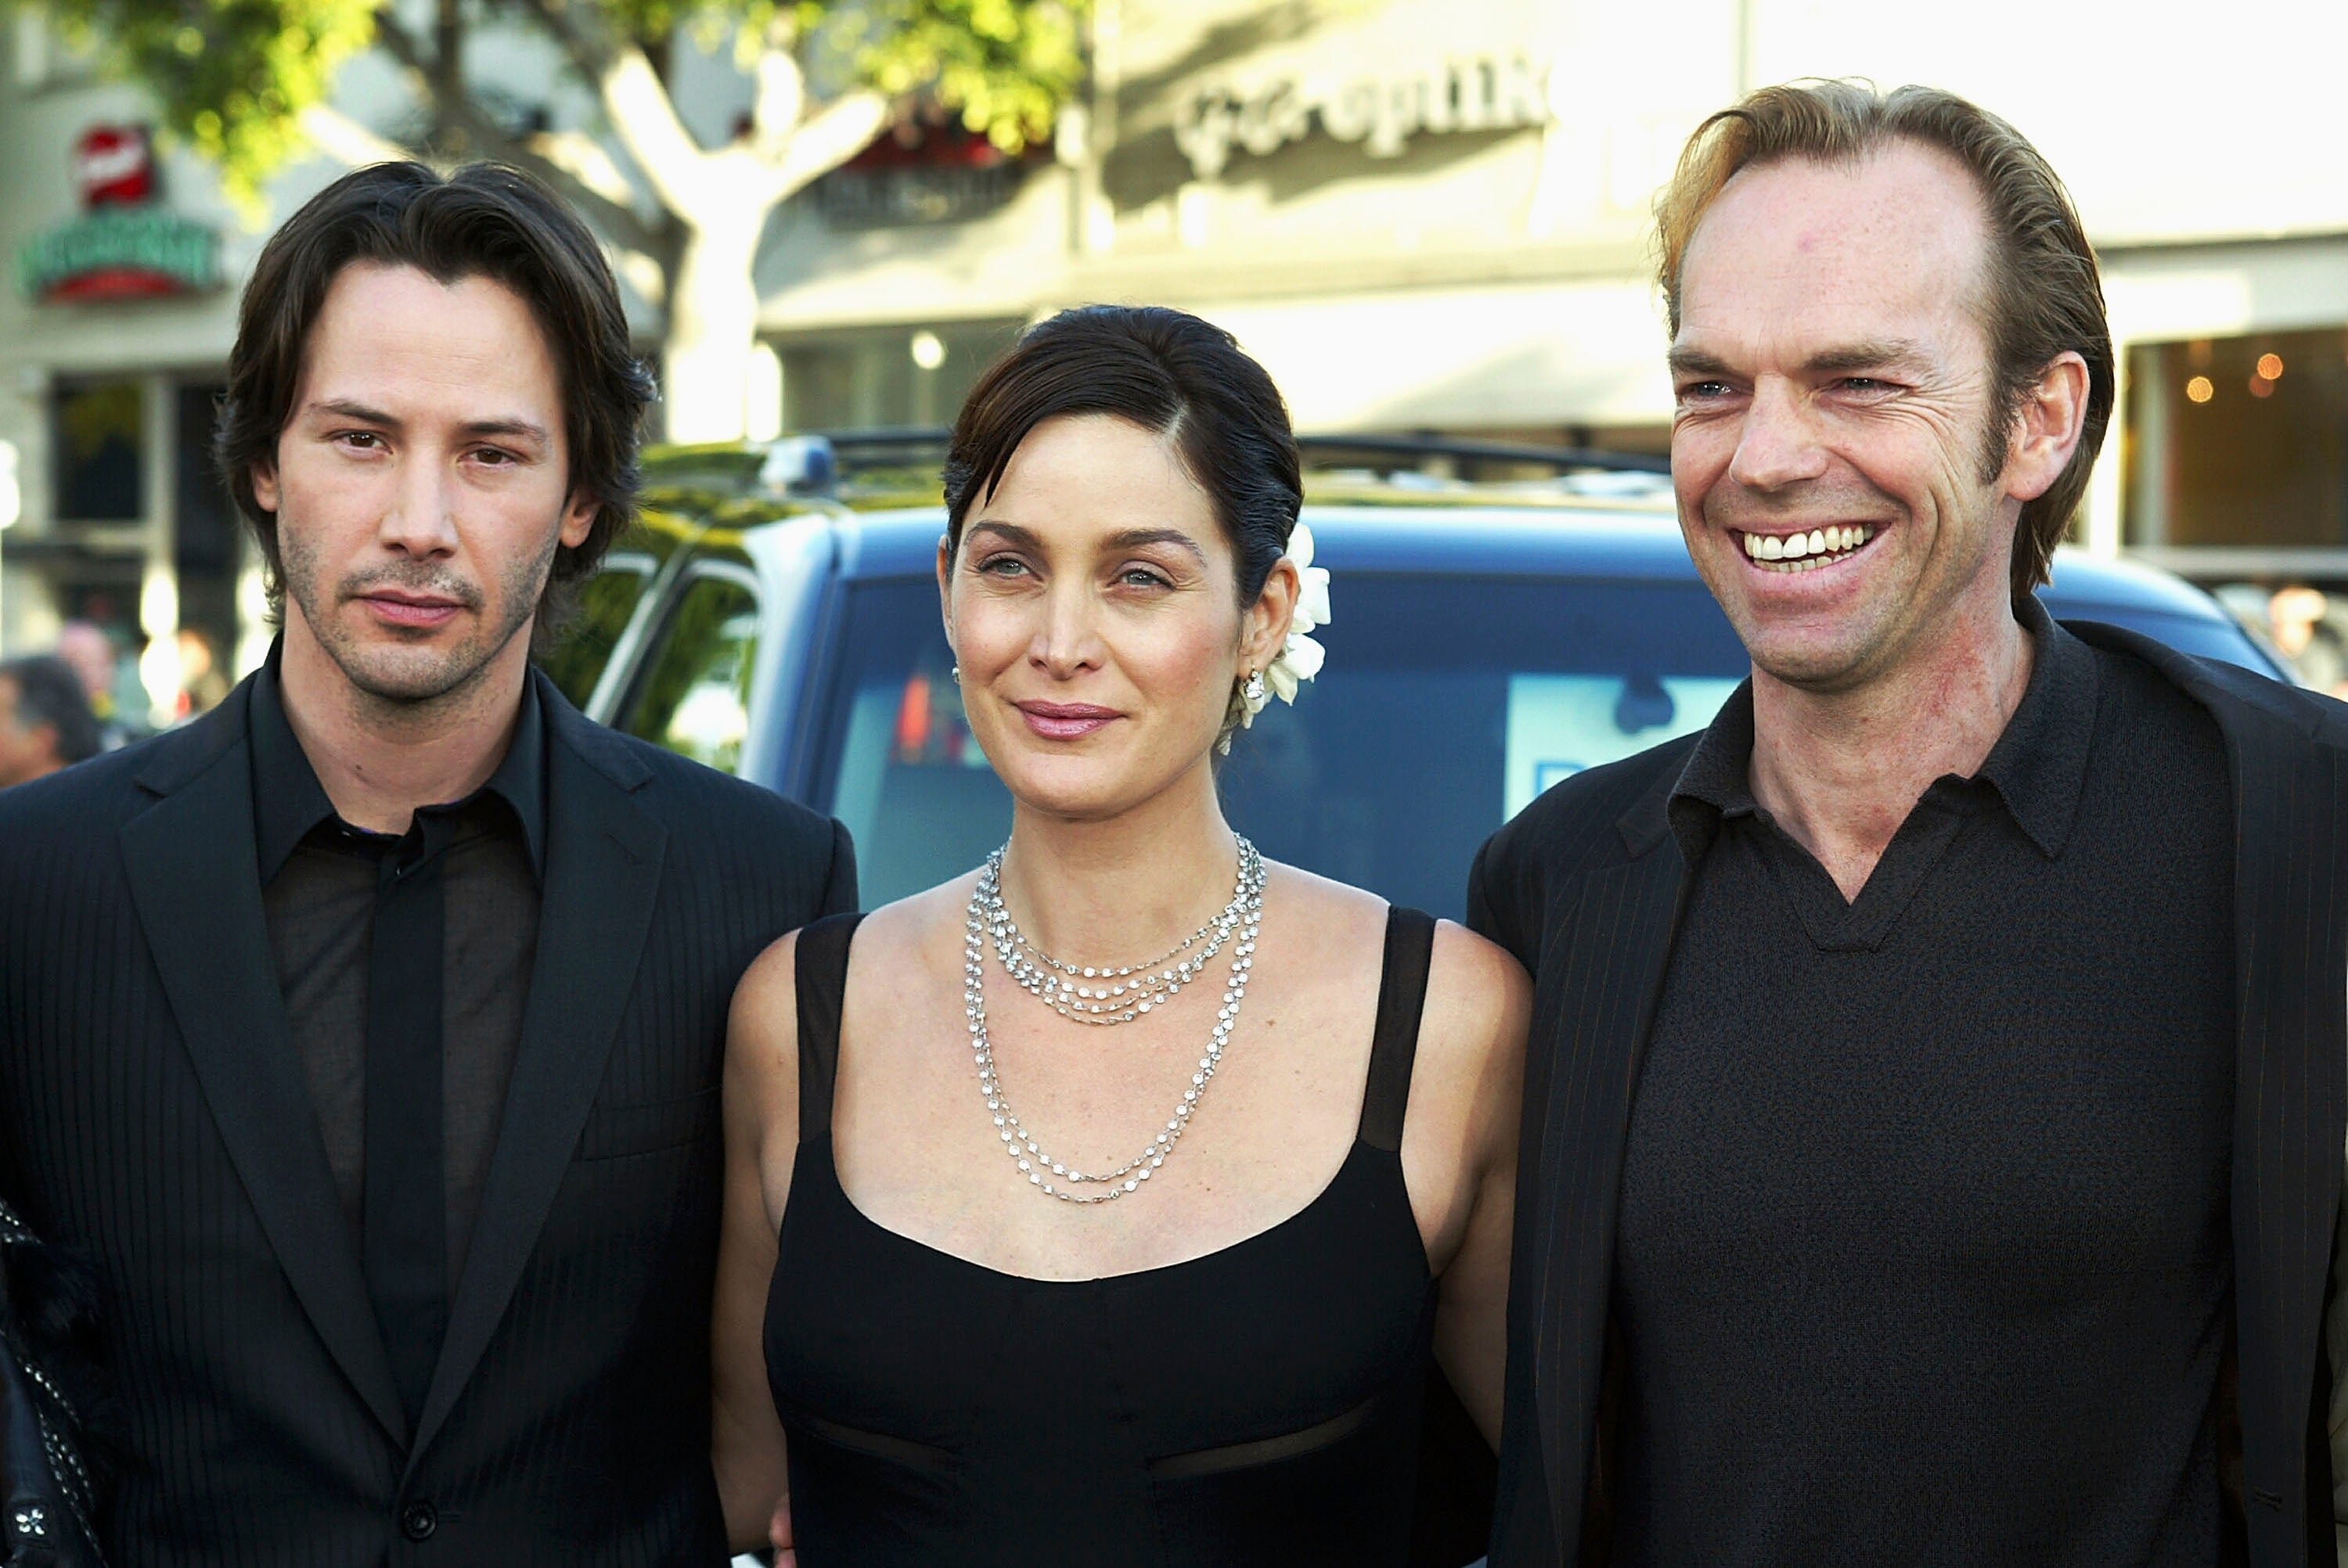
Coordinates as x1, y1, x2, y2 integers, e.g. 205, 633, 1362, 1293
16, 207, 221, 302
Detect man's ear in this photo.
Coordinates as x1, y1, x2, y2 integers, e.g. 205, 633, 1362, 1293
2004, 351, 2091, 504
250, 462, 280, 513
558, 492, 599, 550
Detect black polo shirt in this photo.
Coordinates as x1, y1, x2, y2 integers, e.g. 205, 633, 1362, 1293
250, 653, 545, 1296
1614, 601, 2238, 1565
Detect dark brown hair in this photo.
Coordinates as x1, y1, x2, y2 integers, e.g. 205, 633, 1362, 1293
214, 161, 654, 628
944, 304, 1302, 606
1655, 81, 2113, 601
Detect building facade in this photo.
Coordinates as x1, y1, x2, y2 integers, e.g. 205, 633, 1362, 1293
7, 0, 2348, 678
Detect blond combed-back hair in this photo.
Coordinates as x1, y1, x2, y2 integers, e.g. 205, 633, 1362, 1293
1655, 81, 2113, 601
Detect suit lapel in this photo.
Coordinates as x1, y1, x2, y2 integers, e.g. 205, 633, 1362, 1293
2064, 620, 2348, 1562
2219, 703, 2348, 1559
410, 697, 666, 1464
117, 690, 410, 1447
1523, 789, 1689, 1546
2066, 620, 2348, 1560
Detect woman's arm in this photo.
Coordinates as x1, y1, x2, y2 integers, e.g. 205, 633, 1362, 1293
1412, 922, 1531, 1448
712, 930, 802, 1559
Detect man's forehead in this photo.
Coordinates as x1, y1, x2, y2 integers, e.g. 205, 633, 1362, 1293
1676, 142, 1993, 350
296, 261, 564, 420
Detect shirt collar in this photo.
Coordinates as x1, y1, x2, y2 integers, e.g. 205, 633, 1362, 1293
249, 642, 549, 883
1971, 595, 2098, 860
1666, 595, 2098, 865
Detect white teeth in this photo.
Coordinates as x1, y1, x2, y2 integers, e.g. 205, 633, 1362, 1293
1743, 523, 1878, 573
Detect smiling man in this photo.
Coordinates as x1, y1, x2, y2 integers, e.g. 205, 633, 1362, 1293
0, 164, 853, 1564
1470, 84, 2348, 1567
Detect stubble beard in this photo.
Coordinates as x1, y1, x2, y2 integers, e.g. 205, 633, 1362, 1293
280, 523, 557, 714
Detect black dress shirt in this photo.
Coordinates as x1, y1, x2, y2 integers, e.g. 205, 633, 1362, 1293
250, 656, 544, 1299
1615, 600, 2238, 1565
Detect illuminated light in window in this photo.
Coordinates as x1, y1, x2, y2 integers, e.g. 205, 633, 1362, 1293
2249, 375, 2275, 398
909, 330, 946, 371
2185, 375, 2215, 403
2257, 352, 2285, 380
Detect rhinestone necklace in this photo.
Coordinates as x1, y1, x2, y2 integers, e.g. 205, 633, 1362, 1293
981, 845, 1253, 1026
963, 838, 1266, 1203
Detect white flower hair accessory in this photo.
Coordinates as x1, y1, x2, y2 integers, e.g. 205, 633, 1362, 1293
1223, 521, 1331, 751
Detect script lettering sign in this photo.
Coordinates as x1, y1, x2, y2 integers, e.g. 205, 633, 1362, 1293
1176, 56, 1552, 179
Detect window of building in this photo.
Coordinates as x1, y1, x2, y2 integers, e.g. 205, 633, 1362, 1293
52, 377, 146, 522
2124, 326, 2348, 548
777, 320, 1023, 433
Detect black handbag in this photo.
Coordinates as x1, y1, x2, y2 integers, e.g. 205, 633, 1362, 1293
0, 1196, 104, 1567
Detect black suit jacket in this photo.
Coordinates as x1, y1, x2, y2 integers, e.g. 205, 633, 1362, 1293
0, 667, 855, 1566
1468, 622, 2348, 1568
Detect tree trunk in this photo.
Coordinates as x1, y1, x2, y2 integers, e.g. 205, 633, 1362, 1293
661, 203, 773, 444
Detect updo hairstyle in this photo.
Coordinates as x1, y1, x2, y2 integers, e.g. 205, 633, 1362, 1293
943, 305, 1302, 608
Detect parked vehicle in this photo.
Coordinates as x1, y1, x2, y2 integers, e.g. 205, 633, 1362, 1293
543, 435, 2290, 921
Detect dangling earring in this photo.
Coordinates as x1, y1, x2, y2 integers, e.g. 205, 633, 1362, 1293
1243, 669, 1267, 707
950, 664, 962, 685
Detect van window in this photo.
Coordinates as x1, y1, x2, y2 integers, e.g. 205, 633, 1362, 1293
807, 558, 2285, 918
808, 574, 1755, 917
537, 552, 655, 710
621, 564, 761, 774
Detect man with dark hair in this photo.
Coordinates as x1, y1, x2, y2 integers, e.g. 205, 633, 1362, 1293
1472, 82, 2348, 1566
0, 656, 102, 786
0, 161, 855, 1565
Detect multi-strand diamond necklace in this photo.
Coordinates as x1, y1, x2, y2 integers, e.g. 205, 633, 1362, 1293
963, 838, 1266, 1203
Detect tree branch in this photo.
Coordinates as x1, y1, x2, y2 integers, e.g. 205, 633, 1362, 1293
370, 4, 669, 257
753, 87, 889, 207
298, 103, 415, 168
508, 0, 624, 108
747, 42, 805, 156
594, 42, 718, 219
501, 0, 715, 223
526, 128, 640, 210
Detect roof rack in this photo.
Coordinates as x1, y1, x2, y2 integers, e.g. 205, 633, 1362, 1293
1293, 433, 1669, 477
792, 426, 1670, 475
639, 427, 1674, 503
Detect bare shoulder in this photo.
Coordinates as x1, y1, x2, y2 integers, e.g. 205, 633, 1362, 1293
848, 872, 978, 960
1399, 919, 1529, 1267
1419, 919, 1531, 1097
1261, 860, 1391, 951
727, 927, 805, 1133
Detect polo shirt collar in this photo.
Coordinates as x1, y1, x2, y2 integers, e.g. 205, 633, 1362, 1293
1666, 595, 2098, 865
249, 642, 549, 883
1973, 596, 2098, 860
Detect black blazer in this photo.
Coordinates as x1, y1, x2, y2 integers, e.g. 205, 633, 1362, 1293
0, 667, 855, 1566
1468, 622, 2348, 1568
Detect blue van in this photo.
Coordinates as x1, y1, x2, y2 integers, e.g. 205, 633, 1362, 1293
544, 442, 2288, 921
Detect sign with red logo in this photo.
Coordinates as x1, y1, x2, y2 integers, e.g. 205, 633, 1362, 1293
16, 123, 219, 304
74, 125, 159, 208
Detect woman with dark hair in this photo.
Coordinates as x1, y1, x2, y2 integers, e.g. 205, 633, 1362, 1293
711, 304, 1527, 1563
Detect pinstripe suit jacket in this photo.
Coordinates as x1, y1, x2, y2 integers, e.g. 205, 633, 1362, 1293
0, 667, 855, 1567
1468, 621, 2348, 1568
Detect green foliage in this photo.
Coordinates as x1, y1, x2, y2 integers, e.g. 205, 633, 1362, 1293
34, 0, 380, 212
19, 0, 1089, 211
796, 0, 1086, 153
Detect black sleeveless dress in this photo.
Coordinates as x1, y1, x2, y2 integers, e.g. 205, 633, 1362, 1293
763, 907, 1442, 1566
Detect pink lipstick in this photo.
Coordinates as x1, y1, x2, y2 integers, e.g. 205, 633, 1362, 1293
1016, 701, 1120, 741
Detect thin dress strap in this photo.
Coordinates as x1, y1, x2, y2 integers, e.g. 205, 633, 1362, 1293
1356, 906, 1437, 1153
790, 912, 865, 1143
